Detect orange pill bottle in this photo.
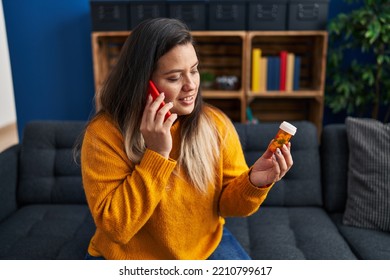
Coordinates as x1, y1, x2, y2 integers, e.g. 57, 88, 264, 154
269, 121, 297, 153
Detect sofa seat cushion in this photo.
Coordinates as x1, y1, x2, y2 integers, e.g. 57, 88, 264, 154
331, 213, 390, 260
0, 205, 95, 259
247, 207, 357, 260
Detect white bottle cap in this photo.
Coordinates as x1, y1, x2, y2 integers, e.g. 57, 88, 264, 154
279, 121, 297, 136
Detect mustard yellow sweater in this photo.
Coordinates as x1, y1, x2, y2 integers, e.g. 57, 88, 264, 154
81, 107, 272, 260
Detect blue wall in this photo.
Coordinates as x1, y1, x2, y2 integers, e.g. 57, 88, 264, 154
3, 0, 95, 137
3, 0, 355, 137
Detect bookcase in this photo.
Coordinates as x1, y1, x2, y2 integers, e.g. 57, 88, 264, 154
91, 30, 328, 132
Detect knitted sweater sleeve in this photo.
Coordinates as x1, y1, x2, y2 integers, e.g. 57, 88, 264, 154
81, 116, 176, 244
217, 117, 273, 217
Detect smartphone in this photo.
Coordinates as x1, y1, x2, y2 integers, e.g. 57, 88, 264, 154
148, 80, 172, 121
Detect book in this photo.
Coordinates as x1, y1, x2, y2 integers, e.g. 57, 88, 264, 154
259, 57, 268, 92
251, 48, 261, 92
286, 52, 295, 92
267, 56, 280, 91
246, 107, 259, 124
279, 51, 288, 91
293, 56, 301, 90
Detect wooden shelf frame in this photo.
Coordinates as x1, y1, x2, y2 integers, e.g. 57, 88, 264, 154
91, 30, 328, 131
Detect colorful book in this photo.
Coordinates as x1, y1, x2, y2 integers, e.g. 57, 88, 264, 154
267, 56, 280, 91
266, 57, 274, 91
246, 107, 254, 122
251, 48, 261, 92
293, 56, 301, 90
259, 57, 268, 92
286, 52, 295, 92
279, 51, 288, 91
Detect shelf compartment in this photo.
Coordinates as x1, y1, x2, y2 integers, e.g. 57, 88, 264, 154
248, 98, 323, 124
247, 31, 328, 93
192, 31, 246, 94
204, 98, 243, 123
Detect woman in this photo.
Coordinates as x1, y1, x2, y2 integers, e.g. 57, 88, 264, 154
81, 18, 293, 260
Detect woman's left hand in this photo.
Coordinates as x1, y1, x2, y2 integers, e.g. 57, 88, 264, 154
249, 142, 293, 187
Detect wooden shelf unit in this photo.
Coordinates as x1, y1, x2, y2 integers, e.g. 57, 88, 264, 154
91, 30, 328, 131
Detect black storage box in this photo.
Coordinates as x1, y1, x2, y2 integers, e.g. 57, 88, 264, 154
209, 0, 246, 30
287, 0, 329, 30
90, 0, 130, 31
128, 0, 167, 29
247, 0, 287, 30
167, 0, 207, 30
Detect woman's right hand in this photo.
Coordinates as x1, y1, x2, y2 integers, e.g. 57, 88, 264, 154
140, 93, 177, 158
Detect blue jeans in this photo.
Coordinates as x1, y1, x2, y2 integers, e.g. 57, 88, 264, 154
207, 227, 251, 260
85, 227, 250, 260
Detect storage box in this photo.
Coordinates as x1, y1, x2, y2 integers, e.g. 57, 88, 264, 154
247, 0, 287, 30
167, 0, 207, 30
209, 0, 246, 30
128, 0, 167, 29
90, 0, 130, 31
287, 0, 329, 30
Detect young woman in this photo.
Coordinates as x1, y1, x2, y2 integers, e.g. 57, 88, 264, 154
81, 18, 293, 260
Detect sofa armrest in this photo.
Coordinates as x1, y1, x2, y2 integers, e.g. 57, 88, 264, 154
0, 144, 20, 222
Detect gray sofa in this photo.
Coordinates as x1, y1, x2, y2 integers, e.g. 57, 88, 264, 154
228, 122, 390, 260
0, 120, 388, 259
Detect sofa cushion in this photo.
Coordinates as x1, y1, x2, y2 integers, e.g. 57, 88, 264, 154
343, 117, 390, 232
331, 213, 390, 260
0, 205, 95, 259
247, 207, 357, 260
234, 121, 322, 206
19, 121, 86, 205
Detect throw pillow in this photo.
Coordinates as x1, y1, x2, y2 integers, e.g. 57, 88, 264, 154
343, 117, 390, 232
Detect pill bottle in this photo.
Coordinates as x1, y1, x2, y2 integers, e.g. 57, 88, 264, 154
269, 121, 297, 153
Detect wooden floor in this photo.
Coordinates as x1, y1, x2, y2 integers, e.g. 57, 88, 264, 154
0, 122, 19, 152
